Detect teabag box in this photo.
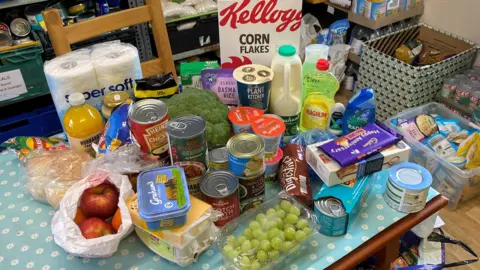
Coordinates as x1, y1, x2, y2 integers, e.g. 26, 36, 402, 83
180, 61, 220, 89
307, 140, 411, 186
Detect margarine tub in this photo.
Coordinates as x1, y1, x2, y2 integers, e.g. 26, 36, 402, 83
137, 166, 191, 231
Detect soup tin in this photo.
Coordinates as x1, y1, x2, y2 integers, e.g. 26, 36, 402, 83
227, 133, 265, 177
384, 162, 432, 213
314, 197, 348, 236
174, 161, 206, 199
234, 64, 274, 111
200, 170, 240, 227
208, 147, 229, 171
238, 170, 265, 213
137, 166, 191, 231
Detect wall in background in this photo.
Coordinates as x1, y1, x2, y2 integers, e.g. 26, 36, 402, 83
421, 0, 479, 65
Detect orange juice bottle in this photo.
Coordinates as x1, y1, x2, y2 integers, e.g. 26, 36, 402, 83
63, 93, 104, 156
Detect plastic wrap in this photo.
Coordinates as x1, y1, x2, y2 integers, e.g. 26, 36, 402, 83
217, 192, 319, 270
181, 0, 203, 6
289, 129, 337, 146
24, 149, 92, 207
51, 172, 134, 258
300, 14, 321, 59
163, 2, 198, 19
0, 136, 67, 161
194, 0, 217, 13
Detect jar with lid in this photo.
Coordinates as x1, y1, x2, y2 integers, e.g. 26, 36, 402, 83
101, 91, 131, 119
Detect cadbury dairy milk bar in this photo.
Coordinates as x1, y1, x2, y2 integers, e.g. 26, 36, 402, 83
319, 122, 402, 167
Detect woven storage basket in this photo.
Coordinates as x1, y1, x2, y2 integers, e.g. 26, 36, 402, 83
356, 23, 477, 120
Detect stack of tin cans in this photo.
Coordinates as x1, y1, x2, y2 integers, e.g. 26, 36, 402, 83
0, 15, 31, 48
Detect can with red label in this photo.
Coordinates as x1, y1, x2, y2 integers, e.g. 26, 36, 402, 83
128, 99, 169, 162
200, 170, 240, 227
238, 170, 265, 213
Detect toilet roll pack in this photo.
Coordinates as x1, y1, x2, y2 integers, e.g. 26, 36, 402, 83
44, 41, 143, 125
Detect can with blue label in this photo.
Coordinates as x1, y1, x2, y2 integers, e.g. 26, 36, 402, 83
314, 197, 348, 236
227, 133, 265, 178
233, 64, 273, 111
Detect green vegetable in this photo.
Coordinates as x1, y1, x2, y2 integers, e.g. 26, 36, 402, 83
166, 88, 231, 147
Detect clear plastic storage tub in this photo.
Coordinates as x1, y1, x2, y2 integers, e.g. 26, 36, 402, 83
385, 102, 480, 210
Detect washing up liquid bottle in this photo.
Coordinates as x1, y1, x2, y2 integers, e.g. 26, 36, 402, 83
270, 45, 302, 137
342, 88, 376, 135
63, 93, 104, 156
300, 59, 340, 131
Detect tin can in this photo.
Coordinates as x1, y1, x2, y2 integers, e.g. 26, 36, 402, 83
102, 91, 131, 119
227, 133, 265, 177
0, 31, 13, 48
68, 3, 87, 16
10, 18, 31, 37
0, 23, 10, 34
208, 147, 229, 171
24, 4, 46, 31
167, 115, 208, 168
77, 11, 95, 22
200, 171, 240, 227
233, 64, 274, 111
128, 99, 169, 161
456, 84, 473, 107
4, 11, 22, 26
439, 78, 459, 99
174, 161, 206, 199
314, 197, 348, 236
238, 171, 265, 213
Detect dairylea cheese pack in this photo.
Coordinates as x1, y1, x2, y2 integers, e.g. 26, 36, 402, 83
218, 0, 303, 68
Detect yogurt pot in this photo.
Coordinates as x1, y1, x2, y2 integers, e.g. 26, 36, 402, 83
137, 166, 191, 231
228, 106, 264, 134
265, 148, 283, 183
234, 64, 274, 111
252, 115, 286, 159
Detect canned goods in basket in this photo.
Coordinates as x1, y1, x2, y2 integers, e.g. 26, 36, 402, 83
314, 197, 348, 236
238, 171, 265, 213
167, 115, 208, 168
234, 64, 274, 111
0, 31, 13, 48
227, 133, 265, 177
174, 161, 206, 199
0, 23, 10, 34
208, 147, 229, 171
384, 162, 432, 214
13, 36, 32, 45
10, 18, 31, 38
128, 99, 169, 161
200, 171, 240, 227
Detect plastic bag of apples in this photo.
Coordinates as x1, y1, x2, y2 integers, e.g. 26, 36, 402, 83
51, 171, 134, 258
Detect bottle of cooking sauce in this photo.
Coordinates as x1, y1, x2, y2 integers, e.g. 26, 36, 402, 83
63, 93, 104, 156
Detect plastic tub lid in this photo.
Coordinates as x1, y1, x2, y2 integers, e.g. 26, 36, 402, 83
266, 148, 283, 165
228, 106, 264, 125
137, 166, 191, 222
388, 162, 432, 190
252, 116, 286, 137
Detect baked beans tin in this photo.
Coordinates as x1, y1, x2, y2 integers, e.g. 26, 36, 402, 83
234, 64, 274, 111
200, 170, 240, 227
167, 115, 208, 168
128, 99, 169, 162
314, 197, 348, 236
0, 23, 10, 34
238, 170, 265, 213
208, 147, 229, 171
174, 161, 206, 199
227, 133, 265, 177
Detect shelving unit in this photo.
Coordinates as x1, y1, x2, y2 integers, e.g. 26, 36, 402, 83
173, 43, 219, 61
348, 5, 424, 30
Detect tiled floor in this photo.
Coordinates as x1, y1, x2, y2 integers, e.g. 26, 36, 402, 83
440, 196, 480, 269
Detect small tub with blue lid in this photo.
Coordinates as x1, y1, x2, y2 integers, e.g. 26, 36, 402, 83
137, 166, 191, 231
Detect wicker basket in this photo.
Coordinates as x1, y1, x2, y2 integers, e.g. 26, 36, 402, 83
356, 23, 477, 120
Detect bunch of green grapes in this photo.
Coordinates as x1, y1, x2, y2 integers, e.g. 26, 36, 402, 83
221, 200, 313, 270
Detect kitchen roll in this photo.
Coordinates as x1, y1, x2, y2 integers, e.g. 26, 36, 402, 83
91, 42, 143, 98
44, 49, 99, 125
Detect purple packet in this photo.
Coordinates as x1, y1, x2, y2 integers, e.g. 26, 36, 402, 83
201, 68, 238, 106
319, 121, 403, 167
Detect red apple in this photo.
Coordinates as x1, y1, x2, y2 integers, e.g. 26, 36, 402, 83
80, 182, 119, 219
79, 217, 115, 239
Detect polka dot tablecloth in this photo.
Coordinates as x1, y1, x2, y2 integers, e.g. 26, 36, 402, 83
0, 150, 439, 270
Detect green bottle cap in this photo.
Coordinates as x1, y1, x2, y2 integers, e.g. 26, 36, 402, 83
279, 45, 296, 57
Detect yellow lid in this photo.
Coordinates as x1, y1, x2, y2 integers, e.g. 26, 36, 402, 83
126, 193, 212, 247
103, 91, 131, 108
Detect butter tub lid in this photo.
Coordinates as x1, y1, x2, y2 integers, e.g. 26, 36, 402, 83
137, 166, 191, 222
388, 162, 432, 191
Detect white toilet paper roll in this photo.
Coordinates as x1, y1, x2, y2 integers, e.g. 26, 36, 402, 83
44, 50, 99, 125
91, 42, 143, 98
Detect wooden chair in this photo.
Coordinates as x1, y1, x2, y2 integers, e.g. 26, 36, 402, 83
42, 0, 176, 78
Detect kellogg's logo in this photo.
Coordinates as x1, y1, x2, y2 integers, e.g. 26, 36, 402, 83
219, 0, 302, 32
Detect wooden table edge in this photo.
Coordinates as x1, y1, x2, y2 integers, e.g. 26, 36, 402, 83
326, 195, 449, 270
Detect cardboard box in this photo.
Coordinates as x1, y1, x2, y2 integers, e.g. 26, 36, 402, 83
217, 0, 302, 68
307, 140, 410, 186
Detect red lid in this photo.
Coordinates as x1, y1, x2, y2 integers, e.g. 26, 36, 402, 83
252, 116, 286, 137
228, 107, 264, 125
316, 59, 330, 71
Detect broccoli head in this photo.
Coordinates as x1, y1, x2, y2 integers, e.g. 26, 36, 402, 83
167, 88, 231, 147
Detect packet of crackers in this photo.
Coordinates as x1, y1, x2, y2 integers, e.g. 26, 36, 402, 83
279, 144, 312, 208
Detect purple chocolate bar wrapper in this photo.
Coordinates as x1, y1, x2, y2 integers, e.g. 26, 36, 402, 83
319, 121, 402, 167
201, 68, 238, 106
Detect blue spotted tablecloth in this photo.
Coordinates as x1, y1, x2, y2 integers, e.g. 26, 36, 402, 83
0, 150, 438, 270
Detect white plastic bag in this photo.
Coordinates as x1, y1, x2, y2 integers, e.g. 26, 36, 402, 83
195, 0, 217, 13
51, 172, 134, 258
300, 14, 321, 59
